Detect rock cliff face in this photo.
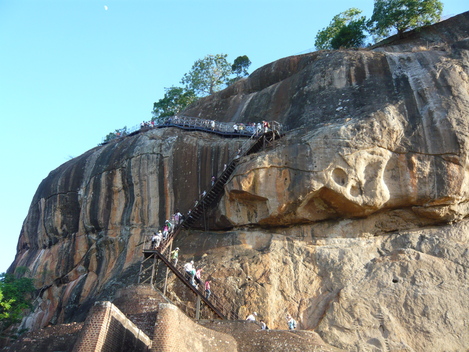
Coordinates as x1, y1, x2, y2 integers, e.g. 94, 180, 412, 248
11, 12, 469, 351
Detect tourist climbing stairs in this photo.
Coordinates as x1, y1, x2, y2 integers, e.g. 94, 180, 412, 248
154, 249, 239, 320
139, 241, 240, 320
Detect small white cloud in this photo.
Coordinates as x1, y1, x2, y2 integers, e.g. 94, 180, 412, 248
104, 5, 108, 10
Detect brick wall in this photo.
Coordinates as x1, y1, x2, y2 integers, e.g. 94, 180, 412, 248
112, 284, 169, 339
152, 303, 238, 352
5, 285, 340, 352
72, 301, 152, 352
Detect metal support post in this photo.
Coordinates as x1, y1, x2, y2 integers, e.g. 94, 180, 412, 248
150, 254, 157, 287
196, 295, 201, 320
163, 241, 172, 296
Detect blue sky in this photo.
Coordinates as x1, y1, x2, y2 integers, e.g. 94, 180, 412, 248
0, 0, 466, 274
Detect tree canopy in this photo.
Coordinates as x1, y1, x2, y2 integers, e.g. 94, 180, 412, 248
151, 54, 251, 124
152, 86, 197, 123
103, 126, 128, 143
330, 18, 367, 49
181, 54, 233, 97
232, 55, 252, 78
314, 8, 366, 50
0, 271, 35, 336
105, 53, 252, 142
368, 0, 443, 38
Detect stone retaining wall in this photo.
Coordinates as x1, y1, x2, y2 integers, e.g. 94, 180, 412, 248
72, 301, 152, 352
152, 303, 237, 352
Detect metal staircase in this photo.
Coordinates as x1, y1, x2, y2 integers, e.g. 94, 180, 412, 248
137, 125, 282, 320
183, 130, 281, 229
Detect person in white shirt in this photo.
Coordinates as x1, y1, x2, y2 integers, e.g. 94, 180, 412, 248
246, 312, 257, 321
184, 261, 196, 286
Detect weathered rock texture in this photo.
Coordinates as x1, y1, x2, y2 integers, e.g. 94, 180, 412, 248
9, 12, 469, 352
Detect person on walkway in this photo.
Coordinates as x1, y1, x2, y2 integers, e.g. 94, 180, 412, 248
174, 210, 182, 225
165, 220, 173, 234
170, 247, 180, 266
151, 232, 159, 249
246, 312, 257, 321
162, 224, 169, 240
204, 280, 211, 299
156, 230, 163, 249
287, 314, 297, 330
211, 176, 216, 186
183, 261, 196, 286
195, 268, 203, 287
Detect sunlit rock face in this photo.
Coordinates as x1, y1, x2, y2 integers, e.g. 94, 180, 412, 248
11, 12, 469, 352
15, 129, 244, 329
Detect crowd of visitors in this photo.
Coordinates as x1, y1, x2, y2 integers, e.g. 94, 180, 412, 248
245, 311, 298, 331
103, 115, 281, 144
149, 210, 186, 251
181, 258, 213, 302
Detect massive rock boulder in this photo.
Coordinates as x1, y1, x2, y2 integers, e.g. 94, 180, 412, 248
10, 12, 469, 352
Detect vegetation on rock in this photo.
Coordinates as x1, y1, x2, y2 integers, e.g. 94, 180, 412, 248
152, 87, 198, 124
330, 17, 367, 49
181, 54, 234, 97
102, 126, 129, 143
314, 8, 366, 50
315, 0, 444, 49
151, 54, 251, 124
0, 269, 35, 337
103, 53, 251, 140
368, 0, 443, 38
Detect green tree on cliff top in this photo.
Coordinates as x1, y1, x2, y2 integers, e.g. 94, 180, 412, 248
103, 53, 251, 142
231, 55, 252, 78
152, 86, 198, 123
181, 54, 233, 97
151, 54, 251, 123
368, 0, 443, 38
330, 17, 367, 49
314, 8, 366, 50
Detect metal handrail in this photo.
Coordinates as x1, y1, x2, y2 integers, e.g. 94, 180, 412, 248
142, 243, 241, 320
101, 115, 283, 144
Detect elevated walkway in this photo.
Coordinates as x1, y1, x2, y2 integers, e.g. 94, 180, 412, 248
102, 115, 283, 145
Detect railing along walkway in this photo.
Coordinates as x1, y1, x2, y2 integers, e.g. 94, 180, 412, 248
102, 115, 283, 144
142, 248, 239, 320
155, 116, 257, 138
